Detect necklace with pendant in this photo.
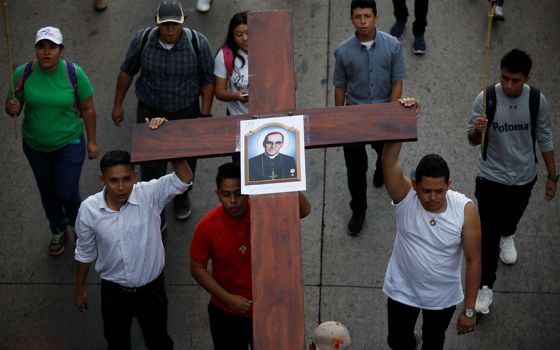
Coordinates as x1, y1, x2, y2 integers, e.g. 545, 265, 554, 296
425, 210, 437, 226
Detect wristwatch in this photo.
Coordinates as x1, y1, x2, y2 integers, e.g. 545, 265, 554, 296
547, 174, 559, 182
464, 308, 476, 318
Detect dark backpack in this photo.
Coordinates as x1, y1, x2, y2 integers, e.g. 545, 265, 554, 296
139, 27, 202, 78
15, 59, 78, 96
14, 60, 80, 116
483, 84, 540, 162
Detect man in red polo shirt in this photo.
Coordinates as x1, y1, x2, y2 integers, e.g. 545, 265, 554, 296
190, 162, 310, 349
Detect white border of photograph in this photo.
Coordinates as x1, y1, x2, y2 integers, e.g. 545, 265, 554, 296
240, 115, 307, 195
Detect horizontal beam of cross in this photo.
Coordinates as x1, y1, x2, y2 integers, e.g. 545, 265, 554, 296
130, 103, 416, 162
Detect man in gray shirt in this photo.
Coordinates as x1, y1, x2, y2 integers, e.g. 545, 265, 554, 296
333, 0, 406, 236
468, 49, 557, 315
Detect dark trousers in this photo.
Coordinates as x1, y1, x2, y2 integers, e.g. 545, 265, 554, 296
387, 297, 456, 350
101, 273, 173, 350
22, 135, 85, 232
342, 141, 383, 214
208, 302, 253, 350
392, 0, 429, 36
136, 101, 199, 217
475, 176, 535, 288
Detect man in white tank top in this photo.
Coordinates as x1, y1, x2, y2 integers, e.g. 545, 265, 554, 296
381, 98, 481, 349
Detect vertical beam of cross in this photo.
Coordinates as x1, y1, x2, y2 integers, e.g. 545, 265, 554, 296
248, 10, 306, 350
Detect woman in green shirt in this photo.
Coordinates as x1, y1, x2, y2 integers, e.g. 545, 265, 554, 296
5, 26, 98, 256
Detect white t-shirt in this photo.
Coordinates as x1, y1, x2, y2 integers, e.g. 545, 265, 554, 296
214, 48, 249, 115
383, 189, 472, 309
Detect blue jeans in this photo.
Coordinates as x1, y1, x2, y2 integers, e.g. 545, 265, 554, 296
23, 135, 85, 232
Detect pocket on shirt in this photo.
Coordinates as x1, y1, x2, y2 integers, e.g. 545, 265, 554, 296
126, 217, 150, 248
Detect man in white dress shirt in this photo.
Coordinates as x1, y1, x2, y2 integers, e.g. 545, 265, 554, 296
73, 118, 192, 349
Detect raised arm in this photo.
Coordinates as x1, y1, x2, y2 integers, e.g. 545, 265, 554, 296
456, 202, 481, 334
170, 159, 194, 185
144, 117, 194, 184
381, 142, 411, 204
381, 98, 420, 203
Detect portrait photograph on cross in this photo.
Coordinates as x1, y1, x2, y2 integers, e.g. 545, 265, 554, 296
240, 115, 306, 195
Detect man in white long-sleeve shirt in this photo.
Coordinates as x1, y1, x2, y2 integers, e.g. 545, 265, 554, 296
73, 118, 192, 349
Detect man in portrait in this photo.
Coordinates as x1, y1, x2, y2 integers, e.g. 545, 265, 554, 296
248, 131, 297, 182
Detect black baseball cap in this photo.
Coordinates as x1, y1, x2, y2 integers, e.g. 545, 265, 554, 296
156, 1, 185, 24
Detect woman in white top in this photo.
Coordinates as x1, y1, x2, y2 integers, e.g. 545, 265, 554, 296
214, 11, 249, 162
214, 11, 249, 114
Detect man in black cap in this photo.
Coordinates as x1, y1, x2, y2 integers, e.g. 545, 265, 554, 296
111, 1, 214, 227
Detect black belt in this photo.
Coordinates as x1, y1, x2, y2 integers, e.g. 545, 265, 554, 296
102, 273, 163, 293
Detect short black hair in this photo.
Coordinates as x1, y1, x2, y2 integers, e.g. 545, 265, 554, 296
414, 154, 450, 184
100, 150, 133, 173
222, 11, 248, 69
500, 49, 532, 77
351, 0, 377, 16
216, 162, 241, 189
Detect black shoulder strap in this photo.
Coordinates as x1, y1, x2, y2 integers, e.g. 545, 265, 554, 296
529, 86, 541, 163
482, 85, 496, 161
188, 28, 203, 82
190, 28, 200, 58
139, 27, 155, 57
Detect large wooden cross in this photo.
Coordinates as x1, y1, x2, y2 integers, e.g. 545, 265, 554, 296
131, 10, 416, 350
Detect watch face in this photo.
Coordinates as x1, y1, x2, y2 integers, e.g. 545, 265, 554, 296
465, 309, 475, 318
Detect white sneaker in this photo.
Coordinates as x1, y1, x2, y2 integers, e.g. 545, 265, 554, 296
500, 235, 517, 264
494, 6, 505, 21
196, 0, 212, 12
475, 286, 493, 314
